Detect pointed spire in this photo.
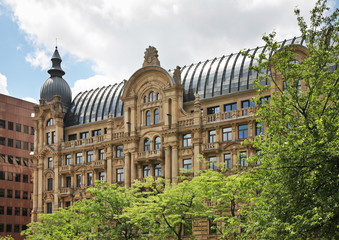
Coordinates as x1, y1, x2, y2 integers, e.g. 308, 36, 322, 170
48, 46, 65, 77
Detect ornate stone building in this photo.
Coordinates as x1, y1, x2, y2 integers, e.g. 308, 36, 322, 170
31, 38, 308, 237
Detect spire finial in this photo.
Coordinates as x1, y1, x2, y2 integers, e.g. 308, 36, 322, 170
48, 46, 65, 77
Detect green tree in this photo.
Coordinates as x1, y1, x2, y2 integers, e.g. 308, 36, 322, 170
240, 0, 339, 239
125, 177, 207, 240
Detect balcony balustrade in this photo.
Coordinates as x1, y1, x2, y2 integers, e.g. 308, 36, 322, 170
60, 164, 74, 174
137, 149, 163, 161
59, 187, 73, 196
202, 142, 220, 153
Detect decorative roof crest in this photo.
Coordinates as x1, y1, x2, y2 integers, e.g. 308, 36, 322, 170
173, 66, 182, 85
143, 46, 160, 67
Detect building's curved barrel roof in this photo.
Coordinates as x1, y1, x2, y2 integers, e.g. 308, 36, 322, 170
65, 37, 305, 126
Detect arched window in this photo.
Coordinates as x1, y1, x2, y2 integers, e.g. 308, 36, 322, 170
156, 93, 160, 100
46, 118, 54, 126
154, 109, 159, 124
149, 91, 155, 102
146, 110, 151, 126
144, 96, 147, 103
154, 136, 161, 150
144, 138, 150, 151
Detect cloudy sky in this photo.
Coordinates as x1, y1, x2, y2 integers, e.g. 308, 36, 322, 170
0, 0, 337, 103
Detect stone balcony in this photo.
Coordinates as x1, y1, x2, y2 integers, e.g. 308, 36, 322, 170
91, 159, 106, 169
62, 135, 105, 149
59, 187, 73, 196
201, 142, 220, 153
59, 164, 74, 174
136, 149, 163, 161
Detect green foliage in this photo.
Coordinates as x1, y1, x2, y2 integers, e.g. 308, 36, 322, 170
0, 236, 15, 240
240, 0, 339, 239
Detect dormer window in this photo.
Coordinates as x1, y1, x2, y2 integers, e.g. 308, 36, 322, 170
46, 118, 54, 126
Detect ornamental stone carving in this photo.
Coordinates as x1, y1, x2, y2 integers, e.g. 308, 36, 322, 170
173, 66, 181, 85
143, 46, 160, 67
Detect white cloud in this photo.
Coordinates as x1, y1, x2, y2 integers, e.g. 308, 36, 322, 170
0, 73, 9, 95
71, 75, 113, 97
25, 49, 50, 70
4, 0, 326, 94
22, 96, 38, 104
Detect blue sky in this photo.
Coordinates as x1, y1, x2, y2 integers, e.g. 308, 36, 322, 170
0, 0, 337, 103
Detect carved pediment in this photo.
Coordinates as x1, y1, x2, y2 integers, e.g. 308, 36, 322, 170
143, 46, 160, 67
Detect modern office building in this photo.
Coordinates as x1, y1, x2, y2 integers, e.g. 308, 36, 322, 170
31, 38, 308, 239
0, 94, 35, 240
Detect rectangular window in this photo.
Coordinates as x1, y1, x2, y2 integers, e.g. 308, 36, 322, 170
65, 201, 71, 208
22, 208, 28, 216
116, 168, 124, 182
8, 155, 13, 164
154, 164, 162, 177
8, 172, 13, 181
8, 121, 13, 130
15, 140, 21, 149
23, 158, 28, 166
209, 156, 217, 170
240, 151, 247, 167
51, 131, 56, 144
15, 190, 20, 199
31, 126, 34, 135
46, 132, 50, 144
222, 127, 232, 141
80, 132, 89, 139
92, 129, 101, 136
0, 224, 3, 232
47, 178, 53, 191
87, 173, 93, 186
15, 173, 21, 182
7, 189, 12, 198
224, 103, 237, 112
143, 165, 150, 177
238, 124, 248, 139
8, 138, 13, 147
241, 100, 255, 108
207, 106, 220, 115
65, 154, 71, 165
24, 125, 29, 134
0, 206, 4, 215
76, 174, 81, 187
30, 143, 34, 151
23, 174, 28, 183
66, 176, 72, 188
47, 203, 52, 214
0, 154, 4, 163
68, 134, 77, 141
224, 153, 231, 169
183, 133, 192, 147
209, 218, 217, 235
256, 122, 264, 136
16, 123, 21, 132
48, 157, 53, 168
99, 172, 105, 181
6, 224, 12, 232
7, 206, 12, 215
14, 225, 20, 233
23, 141, 29, 150
16, 157, 21, 165
0, 120, 5, 129
23, 191, 28, 200
99, 149, 104, 160
0, 137, 5, 146
14, 207, 20, 216
116, 145, 123, 158
0, 171, 4, 180
76, 152, 83, 164
208, 130, 216, 143
260, 95, 270, 105
87, 151, 93, 163
0, 188, 4, 197
183, 159, 192, 171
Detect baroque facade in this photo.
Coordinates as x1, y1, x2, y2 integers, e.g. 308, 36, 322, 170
31, 38, 308, 237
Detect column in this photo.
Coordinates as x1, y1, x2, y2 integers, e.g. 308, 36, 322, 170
124, 153, 131, 188
165, 146, 171, 180
193, 143, 201, 176
107, 145, 113, 183
32, 162, 38, 222
53, 155, 59, 211
131, 153, 136, 184
171, 145, 178, 183
37, 165, 43, 213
